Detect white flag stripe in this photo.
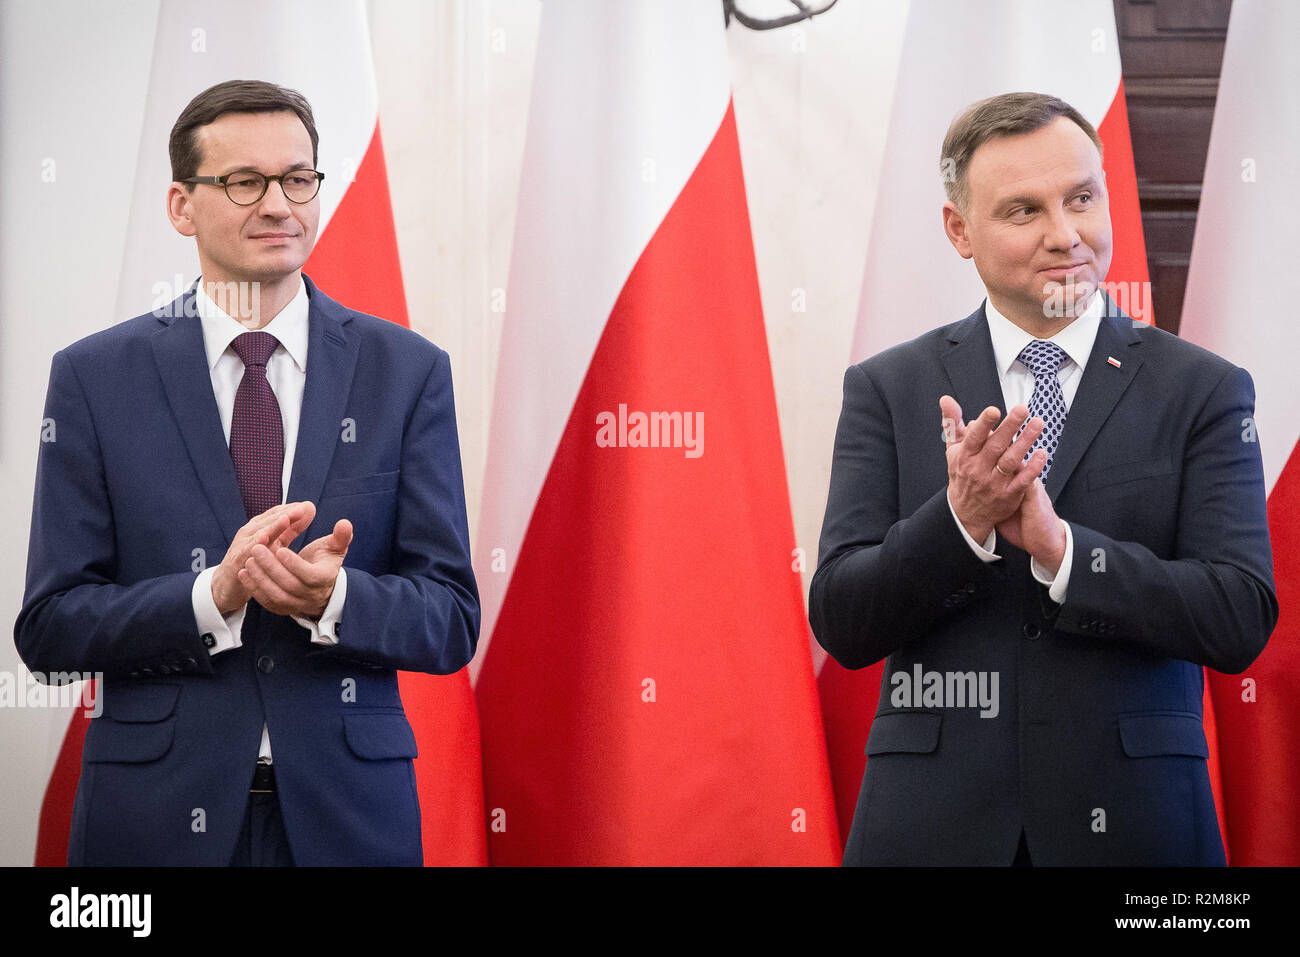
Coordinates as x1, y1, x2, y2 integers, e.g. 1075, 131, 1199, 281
1179, 0, 1300, 496
851, 0, 1120, 364
472, 0, 731, 673
114, 0, 378, 319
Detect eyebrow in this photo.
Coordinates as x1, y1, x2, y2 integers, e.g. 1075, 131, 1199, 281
996, 177, 1102, 210
215, 163, 314, 176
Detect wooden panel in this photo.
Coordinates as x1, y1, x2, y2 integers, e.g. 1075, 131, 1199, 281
1114, 0, 1230, 333
1141, 209, 1199, 255
1128, 98, 1216, 185
1153, 0, 1233, 31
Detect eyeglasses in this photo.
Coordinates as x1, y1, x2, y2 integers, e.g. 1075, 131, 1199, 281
181, 169, 324, 206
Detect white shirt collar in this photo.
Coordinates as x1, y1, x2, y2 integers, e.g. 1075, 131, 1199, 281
195, 276, 309, 373
983, 291, 1105, 377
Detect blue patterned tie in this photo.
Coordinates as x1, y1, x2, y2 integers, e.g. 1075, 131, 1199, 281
1018, 340, 1069, 478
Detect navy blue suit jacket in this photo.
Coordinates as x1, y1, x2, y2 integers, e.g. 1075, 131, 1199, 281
810, 302, 1277, 866
15, 275, 480, 865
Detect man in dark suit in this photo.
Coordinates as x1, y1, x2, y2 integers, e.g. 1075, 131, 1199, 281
15, 80, 479, 865
809, 92, 1276, 866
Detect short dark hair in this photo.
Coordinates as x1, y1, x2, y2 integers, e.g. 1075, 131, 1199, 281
169, 79, 319, 186
941, 92, 1102, 210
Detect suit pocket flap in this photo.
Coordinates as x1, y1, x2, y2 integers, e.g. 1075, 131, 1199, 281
343, 712, 418, 760
1118, 712, 1208, 758
866, 711, 942, 755
85, 720, 176, 763
323, 470, 400, 499
1087, 457, 1176, 490
101, 683, 181, 722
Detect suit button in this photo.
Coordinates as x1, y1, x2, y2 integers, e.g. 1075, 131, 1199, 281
201, 632, 216, 649
964, 583, 976, 594
139, 667, 155, 676
1022, 623, 1041, 640
184, 657, 198, 670
156, 664, 172, 675
257, 655, 275, 674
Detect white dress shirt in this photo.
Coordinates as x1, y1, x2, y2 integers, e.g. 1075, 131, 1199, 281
946, 291, 1105, 603
187, 277, 347, 761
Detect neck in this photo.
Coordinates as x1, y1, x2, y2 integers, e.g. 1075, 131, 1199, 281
201, 271, 300, 329
993, 290, 1097, 339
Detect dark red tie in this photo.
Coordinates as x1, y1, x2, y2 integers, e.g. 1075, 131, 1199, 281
230, 332, 284, 519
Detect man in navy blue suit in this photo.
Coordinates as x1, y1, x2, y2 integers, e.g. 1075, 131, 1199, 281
15, 80, 479, 865
810, 92, 1277, 865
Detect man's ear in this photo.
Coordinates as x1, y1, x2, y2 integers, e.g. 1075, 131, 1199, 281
941, 200, 973, 259
166, 184, 197, 237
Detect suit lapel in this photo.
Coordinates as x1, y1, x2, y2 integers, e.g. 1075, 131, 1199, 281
941, 305, 1006, 422
940, 299, 1145, 503
286, 277, 359, 536
151, 278, 360, 545
151, 291, 247, 544
1045, 309, 1144, 502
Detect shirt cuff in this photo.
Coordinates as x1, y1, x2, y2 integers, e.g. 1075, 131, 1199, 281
1030, 520, 1073, 604
292, 568, 347, 645
947, 490, 999, 563
192, 566, 247, 655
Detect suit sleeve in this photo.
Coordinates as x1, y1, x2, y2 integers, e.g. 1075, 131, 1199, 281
316, 348, 480, 674
809, 362, 1008, 669
1053, 365, 1277, 674
14, 351, 216, 681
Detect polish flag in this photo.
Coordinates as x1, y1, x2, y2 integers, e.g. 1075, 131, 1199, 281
1179, 0, 1300, 866
818, 0, 1191, 849
33, 0, 486, 867
473, 0, 839, 865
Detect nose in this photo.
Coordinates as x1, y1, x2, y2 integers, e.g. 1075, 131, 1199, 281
1043, 205, 1080, 252
257, 178, 292, 217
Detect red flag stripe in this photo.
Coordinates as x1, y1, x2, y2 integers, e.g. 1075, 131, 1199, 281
1207, 449, 1300, 864
1095, 80, 1152, 323
476, 102, 839, 865
304, 126, 409, 326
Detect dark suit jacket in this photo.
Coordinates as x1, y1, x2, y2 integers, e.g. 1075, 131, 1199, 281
15, 275, 480, 865
809, 302, 1277, 866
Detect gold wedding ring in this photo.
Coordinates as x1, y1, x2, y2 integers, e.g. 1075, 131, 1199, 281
994, 463, 1013, 477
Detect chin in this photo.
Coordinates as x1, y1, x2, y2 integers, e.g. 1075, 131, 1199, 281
1064, 286, 1097, 313
1037, 279, 1100, 322
245, 257, 308, 282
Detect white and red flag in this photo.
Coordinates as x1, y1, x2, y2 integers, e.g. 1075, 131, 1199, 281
33, 0, 486, 867
473, 0, 839, 865
1179, 0, 1300, 866
819, 0, 1172, 848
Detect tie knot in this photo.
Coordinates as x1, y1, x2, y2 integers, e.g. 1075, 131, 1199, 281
232, 331, 279, 369
1018, 340, 1068, 378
